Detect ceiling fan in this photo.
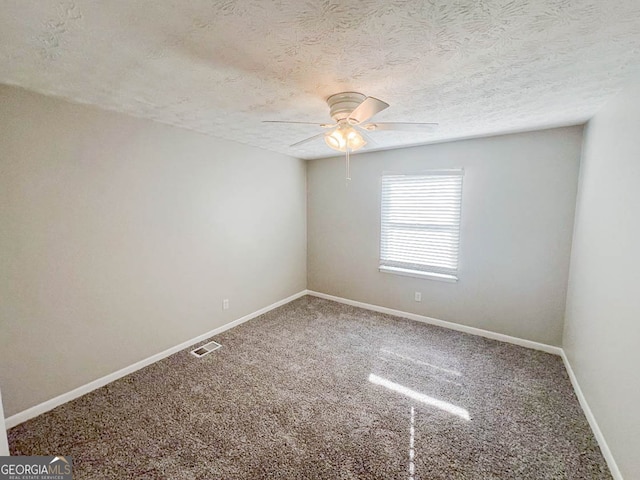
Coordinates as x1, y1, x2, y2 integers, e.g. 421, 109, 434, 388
263, 92, 438, 181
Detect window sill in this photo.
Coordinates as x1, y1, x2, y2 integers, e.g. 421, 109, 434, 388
378, 266, 458, 283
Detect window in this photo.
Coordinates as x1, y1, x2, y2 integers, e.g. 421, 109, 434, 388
379, 170, 464, 282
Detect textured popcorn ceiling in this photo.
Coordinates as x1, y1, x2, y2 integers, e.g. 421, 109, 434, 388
1, 1, 639, 159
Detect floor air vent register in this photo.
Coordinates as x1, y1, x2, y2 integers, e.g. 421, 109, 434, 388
190, 341, 222, 358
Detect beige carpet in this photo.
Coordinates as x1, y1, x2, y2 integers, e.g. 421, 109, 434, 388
9, 296, 611, 479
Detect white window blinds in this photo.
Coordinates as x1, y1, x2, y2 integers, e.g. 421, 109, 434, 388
380, 170, 464, 281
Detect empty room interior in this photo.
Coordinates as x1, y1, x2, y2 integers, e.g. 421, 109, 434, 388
1, 1, 639, 479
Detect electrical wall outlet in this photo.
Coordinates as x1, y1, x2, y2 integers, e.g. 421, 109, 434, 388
414, 292, 422, 302
223, 299, 229, 310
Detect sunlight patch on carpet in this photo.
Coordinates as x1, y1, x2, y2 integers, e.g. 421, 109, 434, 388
368, 373, 470, 421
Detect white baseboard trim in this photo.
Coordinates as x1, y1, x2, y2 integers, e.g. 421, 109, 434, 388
4, 290, 307, 430
306, 290, 563, 356
560, 351, 623, 480
0, 389, 9, 456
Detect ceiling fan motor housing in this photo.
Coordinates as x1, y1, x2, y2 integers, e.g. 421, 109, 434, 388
327, 92, 366, 122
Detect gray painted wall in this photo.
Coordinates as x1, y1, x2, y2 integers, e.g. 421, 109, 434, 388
0, 86, 307, 417
307, 127, 583, 345
563, 77, 640, 479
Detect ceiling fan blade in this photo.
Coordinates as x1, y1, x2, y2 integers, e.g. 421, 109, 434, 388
347, 97, 390, 124
362, 122, 439, 132
263, 120, 335, 128
290, 132, 326, 147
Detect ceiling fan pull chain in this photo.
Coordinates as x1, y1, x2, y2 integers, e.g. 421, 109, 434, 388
345, 149, 351, 185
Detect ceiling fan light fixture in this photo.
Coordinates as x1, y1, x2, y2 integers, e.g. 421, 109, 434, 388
324, 128, 345, 150
324, 124, 366, 152
346, 128, 366, 151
